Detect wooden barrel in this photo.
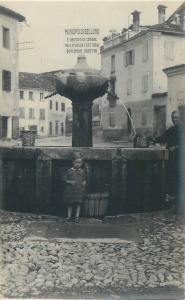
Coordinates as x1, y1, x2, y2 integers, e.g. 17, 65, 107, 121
83, 192, 109, 217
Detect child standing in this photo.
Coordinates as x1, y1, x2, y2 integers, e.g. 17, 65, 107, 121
63, 152, 86, 222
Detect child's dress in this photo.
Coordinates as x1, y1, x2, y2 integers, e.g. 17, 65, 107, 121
63, 167, 86, 204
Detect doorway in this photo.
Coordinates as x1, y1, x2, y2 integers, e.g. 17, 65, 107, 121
153, 105, 166, 136
2, 117, 8, 138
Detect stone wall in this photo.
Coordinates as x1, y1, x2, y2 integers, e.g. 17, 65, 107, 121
0, 146, 168, 216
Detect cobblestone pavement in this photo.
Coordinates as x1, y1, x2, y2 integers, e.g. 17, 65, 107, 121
0, 209, 184, 299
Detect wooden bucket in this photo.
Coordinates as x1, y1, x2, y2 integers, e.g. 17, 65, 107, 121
83, 192, 109, 217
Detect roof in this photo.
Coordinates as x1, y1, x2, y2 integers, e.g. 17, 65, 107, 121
19, 72, 56, 91
101, 2, 185, 53
0, 5, 25, 22
148, 22, 183, 34
167, 2, 185, 23
127, 22, 185, 41
152, 92, 168, 98
163, 64, 185, 76
101, 23, 185, 53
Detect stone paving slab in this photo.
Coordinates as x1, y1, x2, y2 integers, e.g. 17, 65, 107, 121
27, 221, 140, 242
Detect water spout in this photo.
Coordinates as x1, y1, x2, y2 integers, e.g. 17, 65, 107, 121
107, 91, 137, 136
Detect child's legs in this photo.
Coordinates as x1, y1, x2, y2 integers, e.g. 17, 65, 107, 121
67, 205, 72, 218
75, 204, 81, 218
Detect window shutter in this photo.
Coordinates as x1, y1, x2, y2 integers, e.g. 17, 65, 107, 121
164, 42, 174, 60
132, 49, 135, 65
124, 52, 127, 67
2, 70, 11, 91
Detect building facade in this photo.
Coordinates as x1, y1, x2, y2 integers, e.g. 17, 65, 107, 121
101, 3, 185, 138
48, 93, 70, 137
163, 64, 185, 125
0, 5, 25, 139
19, 72, 70, 136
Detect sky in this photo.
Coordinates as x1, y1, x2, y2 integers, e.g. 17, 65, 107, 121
1, 1, 182, 73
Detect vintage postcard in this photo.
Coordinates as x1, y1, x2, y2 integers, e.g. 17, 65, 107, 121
0, 1, 184, 299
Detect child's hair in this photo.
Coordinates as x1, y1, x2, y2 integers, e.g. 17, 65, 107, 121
72, 151, 83, 161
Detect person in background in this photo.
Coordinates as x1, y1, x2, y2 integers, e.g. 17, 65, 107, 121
63, 152, 86, 223
154, 111, 180, 150
153, 110, 181, 204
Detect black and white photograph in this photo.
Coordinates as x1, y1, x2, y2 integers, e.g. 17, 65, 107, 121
0, 1, 185, 299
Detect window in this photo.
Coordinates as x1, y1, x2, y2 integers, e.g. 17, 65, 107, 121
29, 108, 35, 119
164, 42, 174, 60
61, 102, 65, 111
56, 101, 58, 111
125, 50, 135, 66
61, 123, 64, 135
50, 100, 52, 110
2, 70, 11, 91
142, 42, 148, 62
142, 75, 149, 93
55, 121, 59, 135
29, 91, 33, 100
49, 122, 52, 135
20, 91, 24, 100
39, 109, 45, 120
127, 79, 132, 95
93, 104, 100, 115
3, 27, 10, 49
40, 93, 44, 100
111, 55, 115, 71
19, 107, 25, 119
109, 112, 116, 127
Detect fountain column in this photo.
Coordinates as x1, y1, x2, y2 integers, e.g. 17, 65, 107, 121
72, 100, 93, 147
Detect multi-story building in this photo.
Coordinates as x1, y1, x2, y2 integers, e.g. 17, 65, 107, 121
101, 3, 185, 138
0, 5, 25, 139
48, 91, 71, 137
163, 64, 185, 124
19, 72, 70, 136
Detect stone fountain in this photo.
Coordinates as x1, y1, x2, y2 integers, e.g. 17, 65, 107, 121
50, 55, 108, 147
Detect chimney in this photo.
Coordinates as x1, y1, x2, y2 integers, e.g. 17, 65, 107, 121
131, 10, 141, 32
157, 5, 167, 24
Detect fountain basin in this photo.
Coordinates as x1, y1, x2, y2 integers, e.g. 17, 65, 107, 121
54, 70, 108, 101
0, 146, 168, 215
